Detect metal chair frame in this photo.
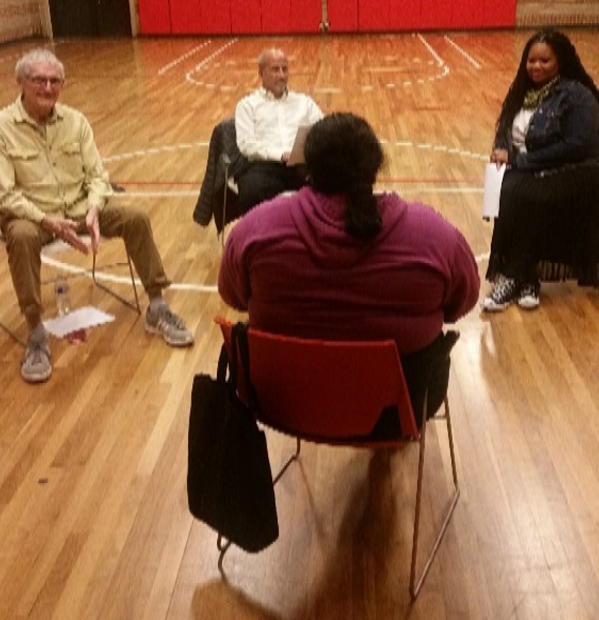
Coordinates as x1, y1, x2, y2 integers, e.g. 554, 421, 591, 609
214, 318, 460, 600
1, 236, 140, 345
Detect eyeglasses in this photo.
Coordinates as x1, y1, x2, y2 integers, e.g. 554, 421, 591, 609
27, 76, 63, 87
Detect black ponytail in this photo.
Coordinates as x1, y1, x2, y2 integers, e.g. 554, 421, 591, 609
304, 113, 384, 241
345, 182, 382, 240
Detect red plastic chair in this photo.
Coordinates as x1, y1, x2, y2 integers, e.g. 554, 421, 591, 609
214, 316, 460, 599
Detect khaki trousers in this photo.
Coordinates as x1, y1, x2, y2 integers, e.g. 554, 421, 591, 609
1, 204, 170, 327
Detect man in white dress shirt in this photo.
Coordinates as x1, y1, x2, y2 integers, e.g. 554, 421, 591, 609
234, 48, 324, 212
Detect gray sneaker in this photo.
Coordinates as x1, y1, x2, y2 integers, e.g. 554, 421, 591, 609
21, 328, 52, 384
145, 303, 194, 347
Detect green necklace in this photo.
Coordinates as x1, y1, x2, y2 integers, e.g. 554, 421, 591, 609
523, 76, 560, 110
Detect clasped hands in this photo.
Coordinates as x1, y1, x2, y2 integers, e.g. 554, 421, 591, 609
41, 205, 101, 255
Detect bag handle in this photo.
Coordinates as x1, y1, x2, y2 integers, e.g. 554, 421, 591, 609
230, 322, 259, 411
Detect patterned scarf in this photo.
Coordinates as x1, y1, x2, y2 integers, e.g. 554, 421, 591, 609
523, 76, 561, 110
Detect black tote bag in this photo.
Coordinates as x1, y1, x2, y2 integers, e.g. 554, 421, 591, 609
187, 322, 279, 553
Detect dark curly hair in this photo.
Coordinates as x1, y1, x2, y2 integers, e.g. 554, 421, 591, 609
304, 112, 384, 241
496, 29, 599, 133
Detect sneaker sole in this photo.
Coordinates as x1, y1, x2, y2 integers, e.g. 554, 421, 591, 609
21, 365, 52, 384
145, 322, 194, 347
518, 298, 540, 310
480, 299, 512, 312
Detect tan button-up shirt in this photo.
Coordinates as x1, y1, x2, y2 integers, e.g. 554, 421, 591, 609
0, 97, 112, 224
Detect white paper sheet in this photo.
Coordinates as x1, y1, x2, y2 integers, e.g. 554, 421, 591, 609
287, 124, 312, 166
482, 163, 506, 219
43, 306, 115, 339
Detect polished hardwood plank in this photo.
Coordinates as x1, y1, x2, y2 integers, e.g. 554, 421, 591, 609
1, 29, 599, 620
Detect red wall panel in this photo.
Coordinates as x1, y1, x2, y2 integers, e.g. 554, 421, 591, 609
388, 0, 420, 31
452, 0, 483, 29
327, 0, 358, 32
358, 0, 390, 32
262, 0, 291, 33
290, 0, 321, 32
138, 0, 171, 34
201, 0, 232, 33
231, 0, 261, 33
484, 0, 516, 27
170, 0, 201, 33
420, 0, 451, 29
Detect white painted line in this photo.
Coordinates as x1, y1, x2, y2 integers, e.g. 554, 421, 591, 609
398, 187, 483, 195
157, 41, 212, 75
41, 255, 219, 293
417, 33, 445, 67
444, 35, 481, 70
110, 190, 199, 198
103, 142, 208, 163
186, 39, 239, 85
367, 67, 403, 72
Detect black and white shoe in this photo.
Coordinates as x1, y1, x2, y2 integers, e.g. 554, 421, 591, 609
481, 274, 519, 312
518, 282, 541, 310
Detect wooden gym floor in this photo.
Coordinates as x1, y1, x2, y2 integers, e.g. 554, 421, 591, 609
1, 29, 599, 620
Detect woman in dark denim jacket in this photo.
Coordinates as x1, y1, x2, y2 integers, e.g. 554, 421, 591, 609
482, 29, 599, 312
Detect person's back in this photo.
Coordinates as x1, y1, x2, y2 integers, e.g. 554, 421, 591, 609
218, 113, 479, 422
219, 185, 478, 356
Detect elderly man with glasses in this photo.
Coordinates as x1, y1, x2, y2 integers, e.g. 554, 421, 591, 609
0, 48, 194, 384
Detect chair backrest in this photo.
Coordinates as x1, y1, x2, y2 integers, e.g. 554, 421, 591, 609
215, 317, 419, 443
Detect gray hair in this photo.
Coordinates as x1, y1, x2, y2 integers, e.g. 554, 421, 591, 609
16, 48, 65, 81
257, 48, 286, 70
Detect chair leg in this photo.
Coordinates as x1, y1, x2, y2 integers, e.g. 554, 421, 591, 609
221, 163, 230, 249
409, 394, 460, 600
273, 437, 301, 485
0, 319, 26, 346
217, 535, 233, 575
92, 249, 141, 314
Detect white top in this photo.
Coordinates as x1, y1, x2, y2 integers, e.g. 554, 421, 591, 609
511, 108, 535, 154
235, 87, 323, 162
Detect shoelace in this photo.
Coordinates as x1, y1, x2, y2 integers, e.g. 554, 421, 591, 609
160, 309, 185, 329
492, 278, 516, 301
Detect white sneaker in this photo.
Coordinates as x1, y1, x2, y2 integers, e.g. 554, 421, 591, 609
518, 282, 540, 310
481, 275, 519, 312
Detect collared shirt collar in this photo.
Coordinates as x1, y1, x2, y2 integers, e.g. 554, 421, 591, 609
258, 86, 289, 101
14, 95, 62, 126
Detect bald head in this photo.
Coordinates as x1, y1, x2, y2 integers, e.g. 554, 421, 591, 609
258, 48, 288, 99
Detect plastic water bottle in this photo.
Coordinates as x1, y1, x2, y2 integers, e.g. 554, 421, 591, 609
54, 277, 71, 316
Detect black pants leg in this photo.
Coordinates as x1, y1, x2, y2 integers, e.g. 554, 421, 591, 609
237, 162, 307, 212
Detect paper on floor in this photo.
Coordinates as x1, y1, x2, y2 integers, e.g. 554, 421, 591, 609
44, 306, 115, 339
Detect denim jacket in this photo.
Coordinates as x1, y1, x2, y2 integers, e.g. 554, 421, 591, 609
494, 79, 599, 171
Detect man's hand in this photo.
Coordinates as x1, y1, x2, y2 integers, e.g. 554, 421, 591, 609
281, 152, 290, 163
85, 205, 101, 254
41, 215, 89, 254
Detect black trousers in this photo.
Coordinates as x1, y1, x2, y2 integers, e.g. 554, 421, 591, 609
237, 162, 308, 212
401, 332, 453, 429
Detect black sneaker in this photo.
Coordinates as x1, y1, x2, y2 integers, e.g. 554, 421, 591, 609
481, 275, 519, 312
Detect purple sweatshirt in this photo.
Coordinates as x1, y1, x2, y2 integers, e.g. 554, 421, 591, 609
218, 187, 480, 354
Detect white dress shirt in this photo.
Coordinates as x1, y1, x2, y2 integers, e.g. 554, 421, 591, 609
235, 87, 323, 162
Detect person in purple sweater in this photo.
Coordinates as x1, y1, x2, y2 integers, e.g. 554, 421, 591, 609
218, 112, 480, 426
